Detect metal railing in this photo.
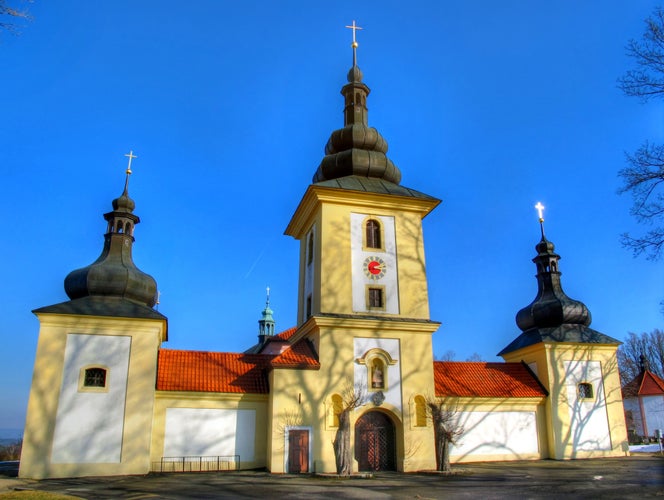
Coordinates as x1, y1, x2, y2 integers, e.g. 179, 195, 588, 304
152, 455, 240, 473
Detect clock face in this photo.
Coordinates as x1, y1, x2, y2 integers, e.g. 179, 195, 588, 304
364, 256, 386, 280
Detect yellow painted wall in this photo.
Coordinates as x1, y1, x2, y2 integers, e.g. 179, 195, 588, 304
20, 313, 165, 479
502, 342, 628, 459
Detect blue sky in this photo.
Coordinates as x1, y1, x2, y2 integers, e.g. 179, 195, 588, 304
1, 1, 663, 432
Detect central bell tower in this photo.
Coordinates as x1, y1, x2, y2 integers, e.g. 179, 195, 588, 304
275, 24, 440, 473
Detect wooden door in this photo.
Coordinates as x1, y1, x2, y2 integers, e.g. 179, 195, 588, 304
288, 430, 309, 473
355, 411, 396, 471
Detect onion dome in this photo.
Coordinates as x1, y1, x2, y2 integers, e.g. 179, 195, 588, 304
64, 158, 158, 308
312, 24, 401, 185
515, 233, 592, 331
499, 207, 619, 356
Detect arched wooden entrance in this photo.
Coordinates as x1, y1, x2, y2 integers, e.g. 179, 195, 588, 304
355, 411, 396, 471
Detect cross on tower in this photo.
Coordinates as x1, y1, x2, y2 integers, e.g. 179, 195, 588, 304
124, 150, 137, 175
345, 20, 363, 48
535, 202, 545, 222
345, 20, 363, 67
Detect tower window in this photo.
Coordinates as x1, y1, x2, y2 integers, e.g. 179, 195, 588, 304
306, 294, 312, 318
578, 382, 594, 400
367, 287, 384, 309
365, 219, 382, 249
307, 231, 314, 266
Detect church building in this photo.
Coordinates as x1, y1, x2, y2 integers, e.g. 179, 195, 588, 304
19, 35, 628, 479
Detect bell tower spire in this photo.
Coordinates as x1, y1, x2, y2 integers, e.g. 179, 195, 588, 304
64, 152, 158, 307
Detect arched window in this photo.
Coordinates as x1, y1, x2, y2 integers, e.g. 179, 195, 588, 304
414, 396, 427, 427
84, 367, 107, 388
365, 219, 382, 249
125, 222, 131, 234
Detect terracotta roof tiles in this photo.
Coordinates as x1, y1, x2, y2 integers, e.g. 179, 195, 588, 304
157, 349, 270, 394
434, 361, 547, 398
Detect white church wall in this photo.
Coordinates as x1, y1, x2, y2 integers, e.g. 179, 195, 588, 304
643, 395, 664, 437
163, 408, 256, 461
354, 337, 401, 411
51, 334, 131, 463
450, 411, 539, 459
563, 360, 612, 452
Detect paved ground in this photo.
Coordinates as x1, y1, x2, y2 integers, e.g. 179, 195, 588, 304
1, 455, 663, 499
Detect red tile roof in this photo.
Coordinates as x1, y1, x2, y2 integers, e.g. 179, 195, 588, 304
623, 370, 664, 398
434, 361, 547, 398
270, 339, 320, 370
274, 327, 298, 341
157, 349, 270, 394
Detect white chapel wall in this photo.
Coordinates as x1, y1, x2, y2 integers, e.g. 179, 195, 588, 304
643, 395, 664, 436
163, 408, 256, 461
51, 334, 131, 463
450, 410, 539, 459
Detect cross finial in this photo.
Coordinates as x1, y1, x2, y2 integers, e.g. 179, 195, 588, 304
124, 150, 137, 175
266, 286, 270, 305
535, 202, 546, 239
345, 20, 363, 66
535, 202, 545, 222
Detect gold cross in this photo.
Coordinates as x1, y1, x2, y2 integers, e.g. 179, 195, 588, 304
124, 150, 137, 175
345, 20, 363, 48
535, 202, 545, 222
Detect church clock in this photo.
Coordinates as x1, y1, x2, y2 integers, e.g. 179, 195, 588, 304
363, 256, 386, 280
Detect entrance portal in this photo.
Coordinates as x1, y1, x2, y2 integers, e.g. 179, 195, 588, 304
355, 411, 396, 471
287, 430, 309, 473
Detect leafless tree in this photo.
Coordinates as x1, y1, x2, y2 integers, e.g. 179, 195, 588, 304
618, 8, 664, 259
0, 0, 31, 34
425, 396, 463, 472
332, 380, 365, 476
0, 438, 22, 461
617, 329, 664, 385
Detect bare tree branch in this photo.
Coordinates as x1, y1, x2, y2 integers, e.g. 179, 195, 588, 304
0, 0, 31, 35
618, 9, 664, 260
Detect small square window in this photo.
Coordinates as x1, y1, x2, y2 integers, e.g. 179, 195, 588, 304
84, 368, 107, 387
368, 287, 383, 309
79, 366, 110, 392
578, 382, 594, 400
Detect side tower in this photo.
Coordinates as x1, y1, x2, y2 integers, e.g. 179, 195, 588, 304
274, 28, 440, 473
20, 157, 167, 479
499, 208, 627, 459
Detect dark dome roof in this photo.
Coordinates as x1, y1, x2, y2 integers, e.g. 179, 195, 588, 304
64, 176, 157, 308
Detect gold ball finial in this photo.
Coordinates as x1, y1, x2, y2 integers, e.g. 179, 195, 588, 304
352, 41, 358, 48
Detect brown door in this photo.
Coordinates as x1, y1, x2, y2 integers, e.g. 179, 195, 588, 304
288, 430, 309, 473
355, 411, 396, 471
